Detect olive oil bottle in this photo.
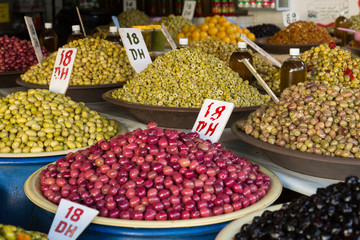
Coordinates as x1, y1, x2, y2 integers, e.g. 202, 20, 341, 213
334, 11, 348, 46
39, 22, 58, 52
105, 26, 123, 45
67, 25, 85, 43
280, 48, 306, 91
229, 41, 253, 82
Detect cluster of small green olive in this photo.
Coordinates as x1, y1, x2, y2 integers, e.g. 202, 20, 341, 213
20, 38, 135, 85
0, 89, 119, 153
112, 47, 270, 108
188, 38, 237, 63
237, 82, 360, 158
348, 14, 360, 31
301, 42, 360, 89
154, 14, 192, 43
117, 9, 150, 28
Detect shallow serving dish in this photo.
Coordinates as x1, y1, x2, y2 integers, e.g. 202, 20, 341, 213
216, 204, 284, 240
24, 162, 282, 240
231, 121, 360, 180
255, 37, 340, 54
102, 89, 261, 129
16, 78, 125, 102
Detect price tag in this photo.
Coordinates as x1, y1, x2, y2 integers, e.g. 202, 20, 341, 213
119, 28, 152, 73
124, 0, 137, 11
282, 11, 299, 27
49, 48, 77, 94
47, 199, 98, 240
112, 16, 120, 29
160, 24, 177, 50
192, 99, 234, 143
182, 0, 196, 20
24, 16, 43, 66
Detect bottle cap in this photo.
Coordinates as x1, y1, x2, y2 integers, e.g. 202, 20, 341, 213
45, 23, 52, 29
109, 26, 118, 33
72, 25, 80, 31
289, 48, 300, 56
179, 38, 188, 45
340, 11, 346, 16
238, 41, 247, 49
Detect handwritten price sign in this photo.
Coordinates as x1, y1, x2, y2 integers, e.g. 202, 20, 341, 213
124, 0, 137, 11
48, 199, 98, 240
282, 11, 300, 27
182, 0, 196, 20
119, 28, 152, 73
24, 16, 43, 66
192, 99, 234, 143
49, 48, 77, 94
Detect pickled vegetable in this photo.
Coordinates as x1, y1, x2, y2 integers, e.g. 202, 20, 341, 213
0, 89, 119, 153
112, 47, 270, 108
21, 38, 135, 85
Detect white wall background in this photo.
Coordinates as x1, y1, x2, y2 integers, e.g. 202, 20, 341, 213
248, 0, 359, 27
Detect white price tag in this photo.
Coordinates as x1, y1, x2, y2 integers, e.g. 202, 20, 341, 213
119, 28, 152, 73
160, 24, 177, 50
192, 99, 234, 143
49, 48, 77, 94
48, 199, 98, 240
24, 16, 43, 66
282, 11, 299, 27
182, 0, 196, 20
123, 0, 137, 11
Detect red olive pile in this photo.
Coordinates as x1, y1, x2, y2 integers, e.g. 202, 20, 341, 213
40, 123, 271, 220
0, 35, 49, 72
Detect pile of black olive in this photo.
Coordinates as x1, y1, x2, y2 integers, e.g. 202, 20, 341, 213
247, 24, 281, 38
234, 176, 360, 239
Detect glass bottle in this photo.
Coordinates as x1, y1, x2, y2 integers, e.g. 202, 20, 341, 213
280, 48, 307, 91
177, 38, 188, 49
229, 41, 253, 82
39, 22, 58, 53
67, 25, 85, 43
334, 11, 348, 46
105, 26, 123, 45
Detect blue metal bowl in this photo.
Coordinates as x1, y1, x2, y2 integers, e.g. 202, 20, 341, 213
0, 154, 62, 229
31, 206, 229, 240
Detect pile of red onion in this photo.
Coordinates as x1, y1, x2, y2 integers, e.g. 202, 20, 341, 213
40, 123, 271, 220
0, 35, 49, 72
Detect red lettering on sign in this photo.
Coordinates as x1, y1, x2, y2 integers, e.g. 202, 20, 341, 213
210, 106, 226, 121
55, 220, 67, 233
60, 67, 69, 80
65, 206, 84, 222
204, 102, 214, 117
196, 121, 207, 132
64, 224, 77, 237
205, 122, 219, 136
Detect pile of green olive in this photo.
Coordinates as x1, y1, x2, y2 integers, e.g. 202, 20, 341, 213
0, 89, 119, 153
